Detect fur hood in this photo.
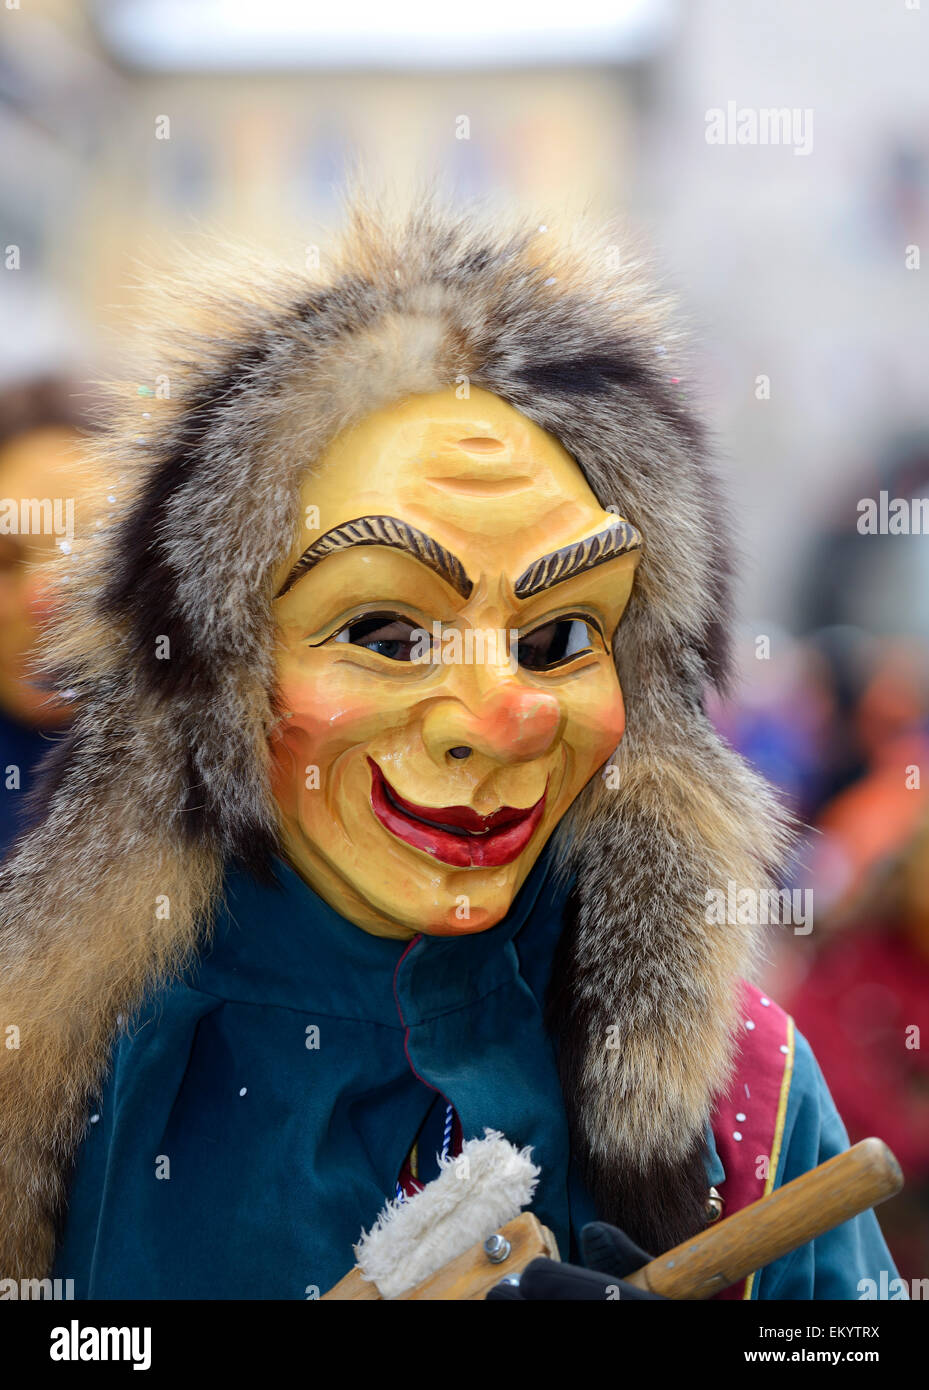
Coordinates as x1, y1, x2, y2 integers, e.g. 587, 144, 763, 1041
0, 197, 789, 1277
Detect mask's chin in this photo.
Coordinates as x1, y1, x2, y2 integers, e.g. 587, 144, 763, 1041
278, 797, 543, 939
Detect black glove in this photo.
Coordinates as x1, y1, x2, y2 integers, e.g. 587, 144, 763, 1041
485, 1221, 666, 1301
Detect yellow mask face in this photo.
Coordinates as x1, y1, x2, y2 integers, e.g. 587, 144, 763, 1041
270, 387, 640, 939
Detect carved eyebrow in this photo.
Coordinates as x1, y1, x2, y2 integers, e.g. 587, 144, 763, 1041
514, 518, 642, 599
275, 515, 473, 600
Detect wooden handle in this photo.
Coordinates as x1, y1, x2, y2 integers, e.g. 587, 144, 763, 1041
624, 1137, 902, 1299
322, 1211, 559, 1300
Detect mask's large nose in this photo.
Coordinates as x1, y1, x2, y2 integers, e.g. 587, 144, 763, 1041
421, 670, 562, 767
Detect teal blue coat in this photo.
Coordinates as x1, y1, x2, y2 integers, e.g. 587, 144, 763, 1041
54, 851, 896, 1299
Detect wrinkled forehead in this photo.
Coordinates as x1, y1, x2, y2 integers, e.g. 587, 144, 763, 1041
283, 387, 617, 582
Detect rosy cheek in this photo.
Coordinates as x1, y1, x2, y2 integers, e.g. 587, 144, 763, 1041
273, 669, 385, 756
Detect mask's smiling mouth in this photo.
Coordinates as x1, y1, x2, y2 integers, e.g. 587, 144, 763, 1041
367, 757, 547, 868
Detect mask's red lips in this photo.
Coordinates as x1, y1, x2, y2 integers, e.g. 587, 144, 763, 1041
367, 757, 547, 868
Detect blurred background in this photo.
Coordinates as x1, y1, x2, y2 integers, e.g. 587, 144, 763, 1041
2, 0, 928, 1279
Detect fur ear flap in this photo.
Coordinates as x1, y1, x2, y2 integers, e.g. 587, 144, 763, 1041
0, 706, 224, 1279
548, 638, 793, 1252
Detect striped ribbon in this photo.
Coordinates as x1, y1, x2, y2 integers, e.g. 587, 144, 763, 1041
395, 1100, 454, 1202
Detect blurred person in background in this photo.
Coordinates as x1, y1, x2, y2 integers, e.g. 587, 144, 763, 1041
786, 812, 929, 1280
806, 638, 929, 920
0, 379, 94, 854
709, 628, 842, 828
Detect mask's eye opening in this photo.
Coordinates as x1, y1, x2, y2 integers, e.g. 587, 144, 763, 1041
331, 612, 425, 662
516, 616, 599, 672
